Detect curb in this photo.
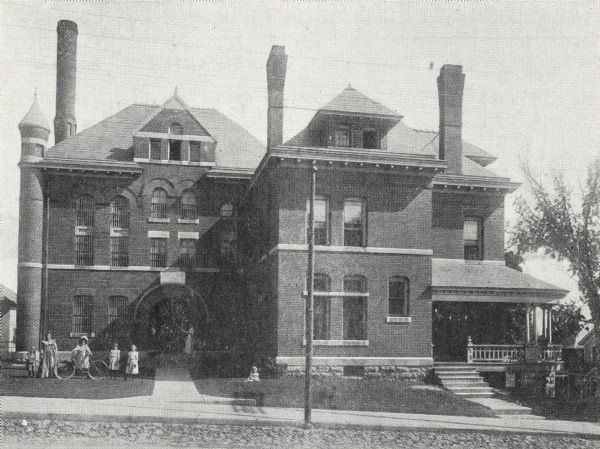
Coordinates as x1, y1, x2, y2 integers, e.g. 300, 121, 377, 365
4, 411, 600, 440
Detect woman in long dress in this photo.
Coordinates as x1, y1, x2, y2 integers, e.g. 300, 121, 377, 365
125, 344, 139, 380
107, 343, 121, 379
71, 336, 92, 370
40, 333, 58, 378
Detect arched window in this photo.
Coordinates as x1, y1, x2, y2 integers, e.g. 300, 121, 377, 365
389, 276, 409, 317
151, 188, 168, 219
111, 196, 129, 228
75, 194, 95, 227
180, 190, 198, 220
343, 275, 368, 340
169, 122, 183, 134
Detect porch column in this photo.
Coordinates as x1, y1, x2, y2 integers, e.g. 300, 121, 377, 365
532, 305, 538, 343
525, 306, 530, 343
548, 308, 553, 343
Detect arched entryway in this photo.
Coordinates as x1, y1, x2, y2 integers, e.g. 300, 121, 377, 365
131, 284, 209, 353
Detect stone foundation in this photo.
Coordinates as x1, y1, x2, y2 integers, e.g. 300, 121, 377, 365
284, 364, 428, 381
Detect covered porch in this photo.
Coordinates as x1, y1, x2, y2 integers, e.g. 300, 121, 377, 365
432, 259, 568, 366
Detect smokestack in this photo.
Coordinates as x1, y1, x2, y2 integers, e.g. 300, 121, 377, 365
54, 20, 78, 144
437, 64, 465, 174
266, 45, 287, 150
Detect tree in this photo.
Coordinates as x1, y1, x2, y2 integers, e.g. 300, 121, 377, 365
550, 301, 587, 347
510, 159, 600, 356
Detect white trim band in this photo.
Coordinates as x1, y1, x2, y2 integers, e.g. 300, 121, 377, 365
135, 131, 215, 142
386, 316, 412, 323
302, 340, 370, 347
148, 230, 170, 238
178, 231, 200, 240
270, 244, 432, 256
276, 356, 433, 367
46, 264, 233, 273
18, 262, 43, 269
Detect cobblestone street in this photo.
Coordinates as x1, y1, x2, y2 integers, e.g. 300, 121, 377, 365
3, 419, 598, 449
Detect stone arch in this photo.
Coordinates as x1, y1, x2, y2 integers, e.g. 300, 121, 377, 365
140, 178, 177, 198
174, 179, 197, 196
130, 283, 209, 352
110, 187, 141, 209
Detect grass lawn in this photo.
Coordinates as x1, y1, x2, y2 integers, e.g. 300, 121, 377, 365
193, 377, 497, 417
1, 366, 155, 399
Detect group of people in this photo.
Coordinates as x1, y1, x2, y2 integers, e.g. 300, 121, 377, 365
25, 333, 140, 379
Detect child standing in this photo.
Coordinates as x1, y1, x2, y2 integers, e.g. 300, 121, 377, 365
26, 347, 39, 377
107, 343, 121, 379
124, 344, 139, 380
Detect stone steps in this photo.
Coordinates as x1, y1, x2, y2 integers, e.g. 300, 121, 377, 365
434, 363, 495, 398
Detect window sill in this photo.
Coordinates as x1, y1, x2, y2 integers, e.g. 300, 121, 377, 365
178, 218, 200, 224
302, 339, 369, 347
386, 316, 412, 323
69, 332, 96, 338
149, 218, 170, 223
302, 291, 369, 297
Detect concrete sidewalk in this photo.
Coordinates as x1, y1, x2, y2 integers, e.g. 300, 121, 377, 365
2, 394, 600, 438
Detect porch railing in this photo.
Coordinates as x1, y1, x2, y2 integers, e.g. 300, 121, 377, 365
467, 337, 562, 364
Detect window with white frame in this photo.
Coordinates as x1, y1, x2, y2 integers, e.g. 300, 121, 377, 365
312, 273, 331, 340
306, 196, 329, 245
388, 276, 409, 316
344, 198, 366, 247
151, 188, 168, 219
150, 139, 162, 160
464, 217, 483, 260
72, 295, 93, 334
343, 275, 367, 340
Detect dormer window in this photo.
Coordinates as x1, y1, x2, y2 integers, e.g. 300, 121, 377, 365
334, 128, 350, 147
362, 130, 378, 149
150, 139, 161, 160
169, 140, 182, 161
169, 122, 183, 134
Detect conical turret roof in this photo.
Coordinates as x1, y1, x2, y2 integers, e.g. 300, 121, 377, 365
19, 93, 50, 131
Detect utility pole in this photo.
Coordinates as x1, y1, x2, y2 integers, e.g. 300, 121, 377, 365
304, 163, 317, 426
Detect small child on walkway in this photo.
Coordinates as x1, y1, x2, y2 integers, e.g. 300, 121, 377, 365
124, 344, 139, 380
26, 346, 39, 378
107, 343, 121, 379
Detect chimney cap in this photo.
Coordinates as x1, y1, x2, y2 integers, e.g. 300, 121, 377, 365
57, 19, 78, 34
19, 92, 50, 132
440, 64, 463, 75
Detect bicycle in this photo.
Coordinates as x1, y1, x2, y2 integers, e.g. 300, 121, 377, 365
56, 358, 109, 380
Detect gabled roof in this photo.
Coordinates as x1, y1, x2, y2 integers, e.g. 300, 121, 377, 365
44, 104, 266, 170
318, 85, 402, 119
432, 258, 568, 295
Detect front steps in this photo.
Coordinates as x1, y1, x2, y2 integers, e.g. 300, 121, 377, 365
434, 363, 494, 398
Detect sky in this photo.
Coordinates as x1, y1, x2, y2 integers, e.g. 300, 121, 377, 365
0, 1, 598, 304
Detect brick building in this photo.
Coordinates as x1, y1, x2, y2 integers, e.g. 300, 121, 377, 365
15, 20, 567, 375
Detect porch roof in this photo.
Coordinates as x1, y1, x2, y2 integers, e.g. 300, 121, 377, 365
431, 258, 569, 304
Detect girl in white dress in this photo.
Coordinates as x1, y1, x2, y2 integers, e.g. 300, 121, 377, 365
108, 343, 121, 379
125, 344, 139, 380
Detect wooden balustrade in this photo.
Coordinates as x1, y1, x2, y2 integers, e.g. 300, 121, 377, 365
466, 337, 562, 364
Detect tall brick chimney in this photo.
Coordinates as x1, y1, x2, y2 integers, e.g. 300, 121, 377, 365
54, 20, 78, 144
437, 64, 465, 174
266, 45, 287, 150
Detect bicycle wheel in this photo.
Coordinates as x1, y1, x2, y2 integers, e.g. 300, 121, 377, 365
88, 361, 108, 380
56, 361, 75, 379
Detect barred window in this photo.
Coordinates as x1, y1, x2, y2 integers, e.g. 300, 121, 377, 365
75, 235, 94, 266
150, 238, 168, 267
72, 295, 93, 334
111, 196, 129, 228
151, 188, 168, 219
110, 236, 129, 267
107, 296, 128, 335
180, 238, 197, 268
180, 190, 197, 220
75, 194, 94, 227
389, 276, 409, 316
